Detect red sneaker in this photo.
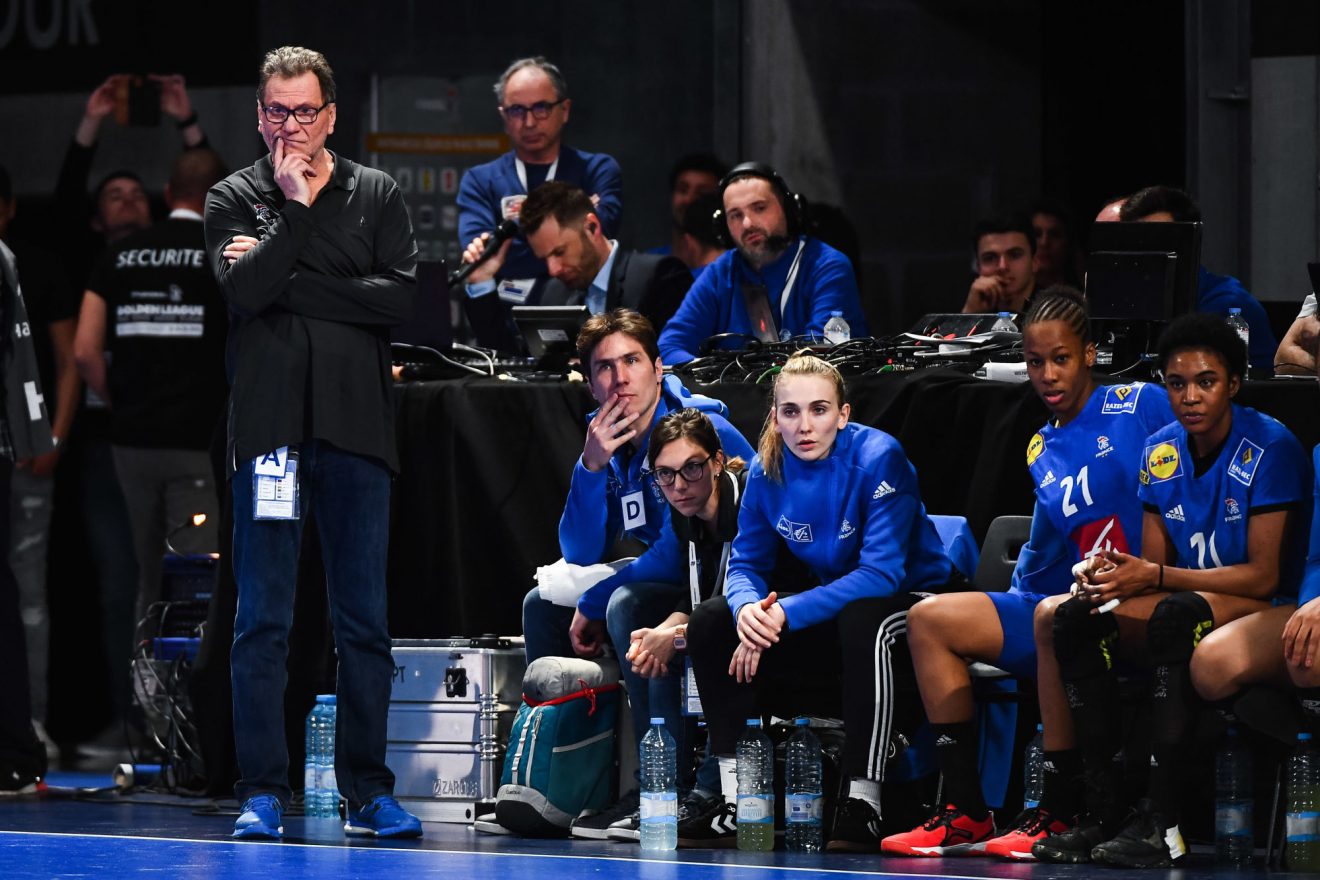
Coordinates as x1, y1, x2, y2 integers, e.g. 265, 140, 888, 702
983, 807, 1071, 860
880, 804, 995, 857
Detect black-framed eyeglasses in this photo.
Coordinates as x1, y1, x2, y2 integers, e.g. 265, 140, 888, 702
652, 455, 713, 487
261, 101, 333, 125
500, 99, 565, 122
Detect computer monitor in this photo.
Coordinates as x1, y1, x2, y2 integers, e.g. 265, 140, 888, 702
511, 305, 589, 369
391, 260, 452, 350
1085, 221, 1202, 321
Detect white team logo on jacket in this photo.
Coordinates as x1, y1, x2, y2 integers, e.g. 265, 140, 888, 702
1038, 470, 1056, 488
777, 515, 813, 543
839, 518, 855, 538
873, 481, 895, 500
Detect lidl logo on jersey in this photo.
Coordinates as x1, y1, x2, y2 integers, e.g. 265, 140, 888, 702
1101, 384, 1139, 415
1145, 442, 1182, 482
1039, 470, 1056, 488
1026, 433, 1045, 466
1164, 505, 1186, 522
1225, 498, 1242, 523
1228, 438, 1264, 487
777, 515, 813, 543
1096, 435, 1113, 458
839, 518, 855, 538
873, 481, 895, 500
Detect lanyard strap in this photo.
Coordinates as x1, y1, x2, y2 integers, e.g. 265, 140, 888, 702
777, 237, 808, 319
687, 475, 740, 607
515, 157, 559, 191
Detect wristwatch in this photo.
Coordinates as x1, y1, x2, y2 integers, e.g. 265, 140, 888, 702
672, 624, 687, 651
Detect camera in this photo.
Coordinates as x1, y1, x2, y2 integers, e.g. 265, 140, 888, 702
115, 76, 161, 127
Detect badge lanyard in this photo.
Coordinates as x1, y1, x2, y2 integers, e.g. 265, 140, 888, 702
687, 474, 740, 608
777, 237, 808, 319
515, 157, 559, 192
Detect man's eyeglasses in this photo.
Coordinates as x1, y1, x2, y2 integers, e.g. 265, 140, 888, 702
652, 455, 713, 488
261, 102, 333, 125
500, 99, 565, 122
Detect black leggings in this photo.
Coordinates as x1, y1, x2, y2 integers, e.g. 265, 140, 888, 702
688, 591, 928, 781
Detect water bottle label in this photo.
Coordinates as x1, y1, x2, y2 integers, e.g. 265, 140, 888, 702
1216, 803, 1251, 835
1285, 811, 1320, 841
1023, 799, 1040, 809
640, 791, 678, 822
319, 766, 337, 793
785, 793, 822, 824
304, 766, 317, 792
737, 794, 773, 824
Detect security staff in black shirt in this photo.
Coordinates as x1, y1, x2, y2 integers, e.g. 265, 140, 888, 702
203, 46, 422, 841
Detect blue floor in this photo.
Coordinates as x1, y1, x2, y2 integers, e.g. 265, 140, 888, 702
0, 785, 1310, 880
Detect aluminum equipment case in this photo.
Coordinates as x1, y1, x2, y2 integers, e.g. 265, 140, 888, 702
386, 637, 526, 823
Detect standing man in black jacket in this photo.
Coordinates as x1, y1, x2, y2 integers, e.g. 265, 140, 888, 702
203, 45, 421, 841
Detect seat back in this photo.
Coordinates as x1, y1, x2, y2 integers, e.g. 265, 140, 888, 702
973, 515, 1032, 592
929, 514, 979, 580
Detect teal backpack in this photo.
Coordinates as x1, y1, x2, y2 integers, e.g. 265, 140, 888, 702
495, 656, 621, 836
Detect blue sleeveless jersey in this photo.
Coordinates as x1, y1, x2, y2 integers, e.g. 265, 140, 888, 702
1137, 404, 1310, 599
1011, 382, 1174, 601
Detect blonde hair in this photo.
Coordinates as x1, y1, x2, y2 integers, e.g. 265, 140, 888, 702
756, 353, 847, 482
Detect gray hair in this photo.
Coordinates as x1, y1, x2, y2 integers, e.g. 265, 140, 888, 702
493, 56, 568, 105
257, 46, 336, 104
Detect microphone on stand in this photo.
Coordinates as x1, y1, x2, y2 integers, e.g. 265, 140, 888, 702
448, 220, 519, 287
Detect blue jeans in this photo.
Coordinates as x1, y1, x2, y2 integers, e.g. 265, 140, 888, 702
522, 580, 696, 791
231, 441, 395, 808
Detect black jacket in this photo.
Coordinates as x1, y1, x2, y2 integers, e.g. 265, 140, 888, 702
203, 151, 417, 473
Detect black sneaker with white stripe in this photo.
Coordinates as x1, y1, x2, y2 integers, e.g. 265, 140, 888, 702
677, 792, 737, 847
569, 791, 639, 840
826, 797, 882, 852
604, 807, 641, 842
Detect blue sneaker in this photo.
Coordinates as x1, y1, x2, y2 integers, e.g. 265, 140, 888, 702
344, 795, 423, 838
233, 794, 284, 839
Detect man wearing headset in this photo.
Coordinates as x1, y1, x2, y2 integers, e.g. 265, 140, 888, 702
657, 163, 868, 364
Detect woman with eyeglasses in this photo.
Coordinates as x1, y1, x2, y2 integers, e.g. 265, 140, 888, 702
1031, 312, 1309, 868
681, 352, 966, 850
571, 407, 750, 840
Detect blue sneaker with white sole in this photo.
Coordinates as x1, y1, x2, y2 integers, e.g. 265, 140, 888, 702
344, 795, 423, 838
233, 795, 284, 839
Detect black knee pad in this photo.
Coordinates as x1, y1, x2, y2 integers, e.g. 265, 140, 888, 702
1053, 595, 1120, 680
1299, 687, 1320, 725
1147, 592, 1214, 666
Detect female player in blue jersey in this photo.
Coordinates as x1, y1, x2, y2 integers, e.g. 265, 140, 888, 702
883, 287, 1174, 859
1031, 312, 1310, 868
684, 353, 965, 851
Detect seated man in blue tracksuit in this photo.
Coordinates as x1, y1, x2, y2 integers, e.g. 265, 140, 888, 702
657, 162, 868, 364
457, 57, 621, 349
521, 308, 754, 833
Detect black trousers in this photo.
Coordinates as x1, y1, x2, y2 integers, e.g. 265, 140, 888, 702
688, 591, 929, 782
0, 457, 43, 777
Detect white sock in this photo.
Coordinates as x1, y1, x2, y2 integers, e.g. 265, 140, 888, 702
849, 777, 882, 816
718, 757, 738, 804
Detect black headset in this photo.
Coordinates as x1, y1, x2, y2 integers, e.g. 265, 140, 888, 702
711, 161, 808, 248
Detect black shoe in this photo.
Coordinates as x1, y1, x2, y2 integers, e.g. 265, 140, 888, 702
1032, 814, 1107, 864
0, 767, 44, 797
676, 794, 737, 848
569, 791, 639, 841
1090, 799, 1186, 868
826, 797, 881, 853
604, 808, 641, 842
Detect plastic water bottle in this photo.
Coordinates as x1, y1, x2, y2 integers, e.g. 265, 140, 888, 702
823, 311, 850, 345
990, 311, 1017, 333
736, 718, 775, 851
1226, 308, 1249, 364
303, 694, 338, 818
1215, 726, 1253, 866
1023, 723, 1045, 810
1286, 731, 1320, 871
784, 717, 823, 852
639, 717, 678, 851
